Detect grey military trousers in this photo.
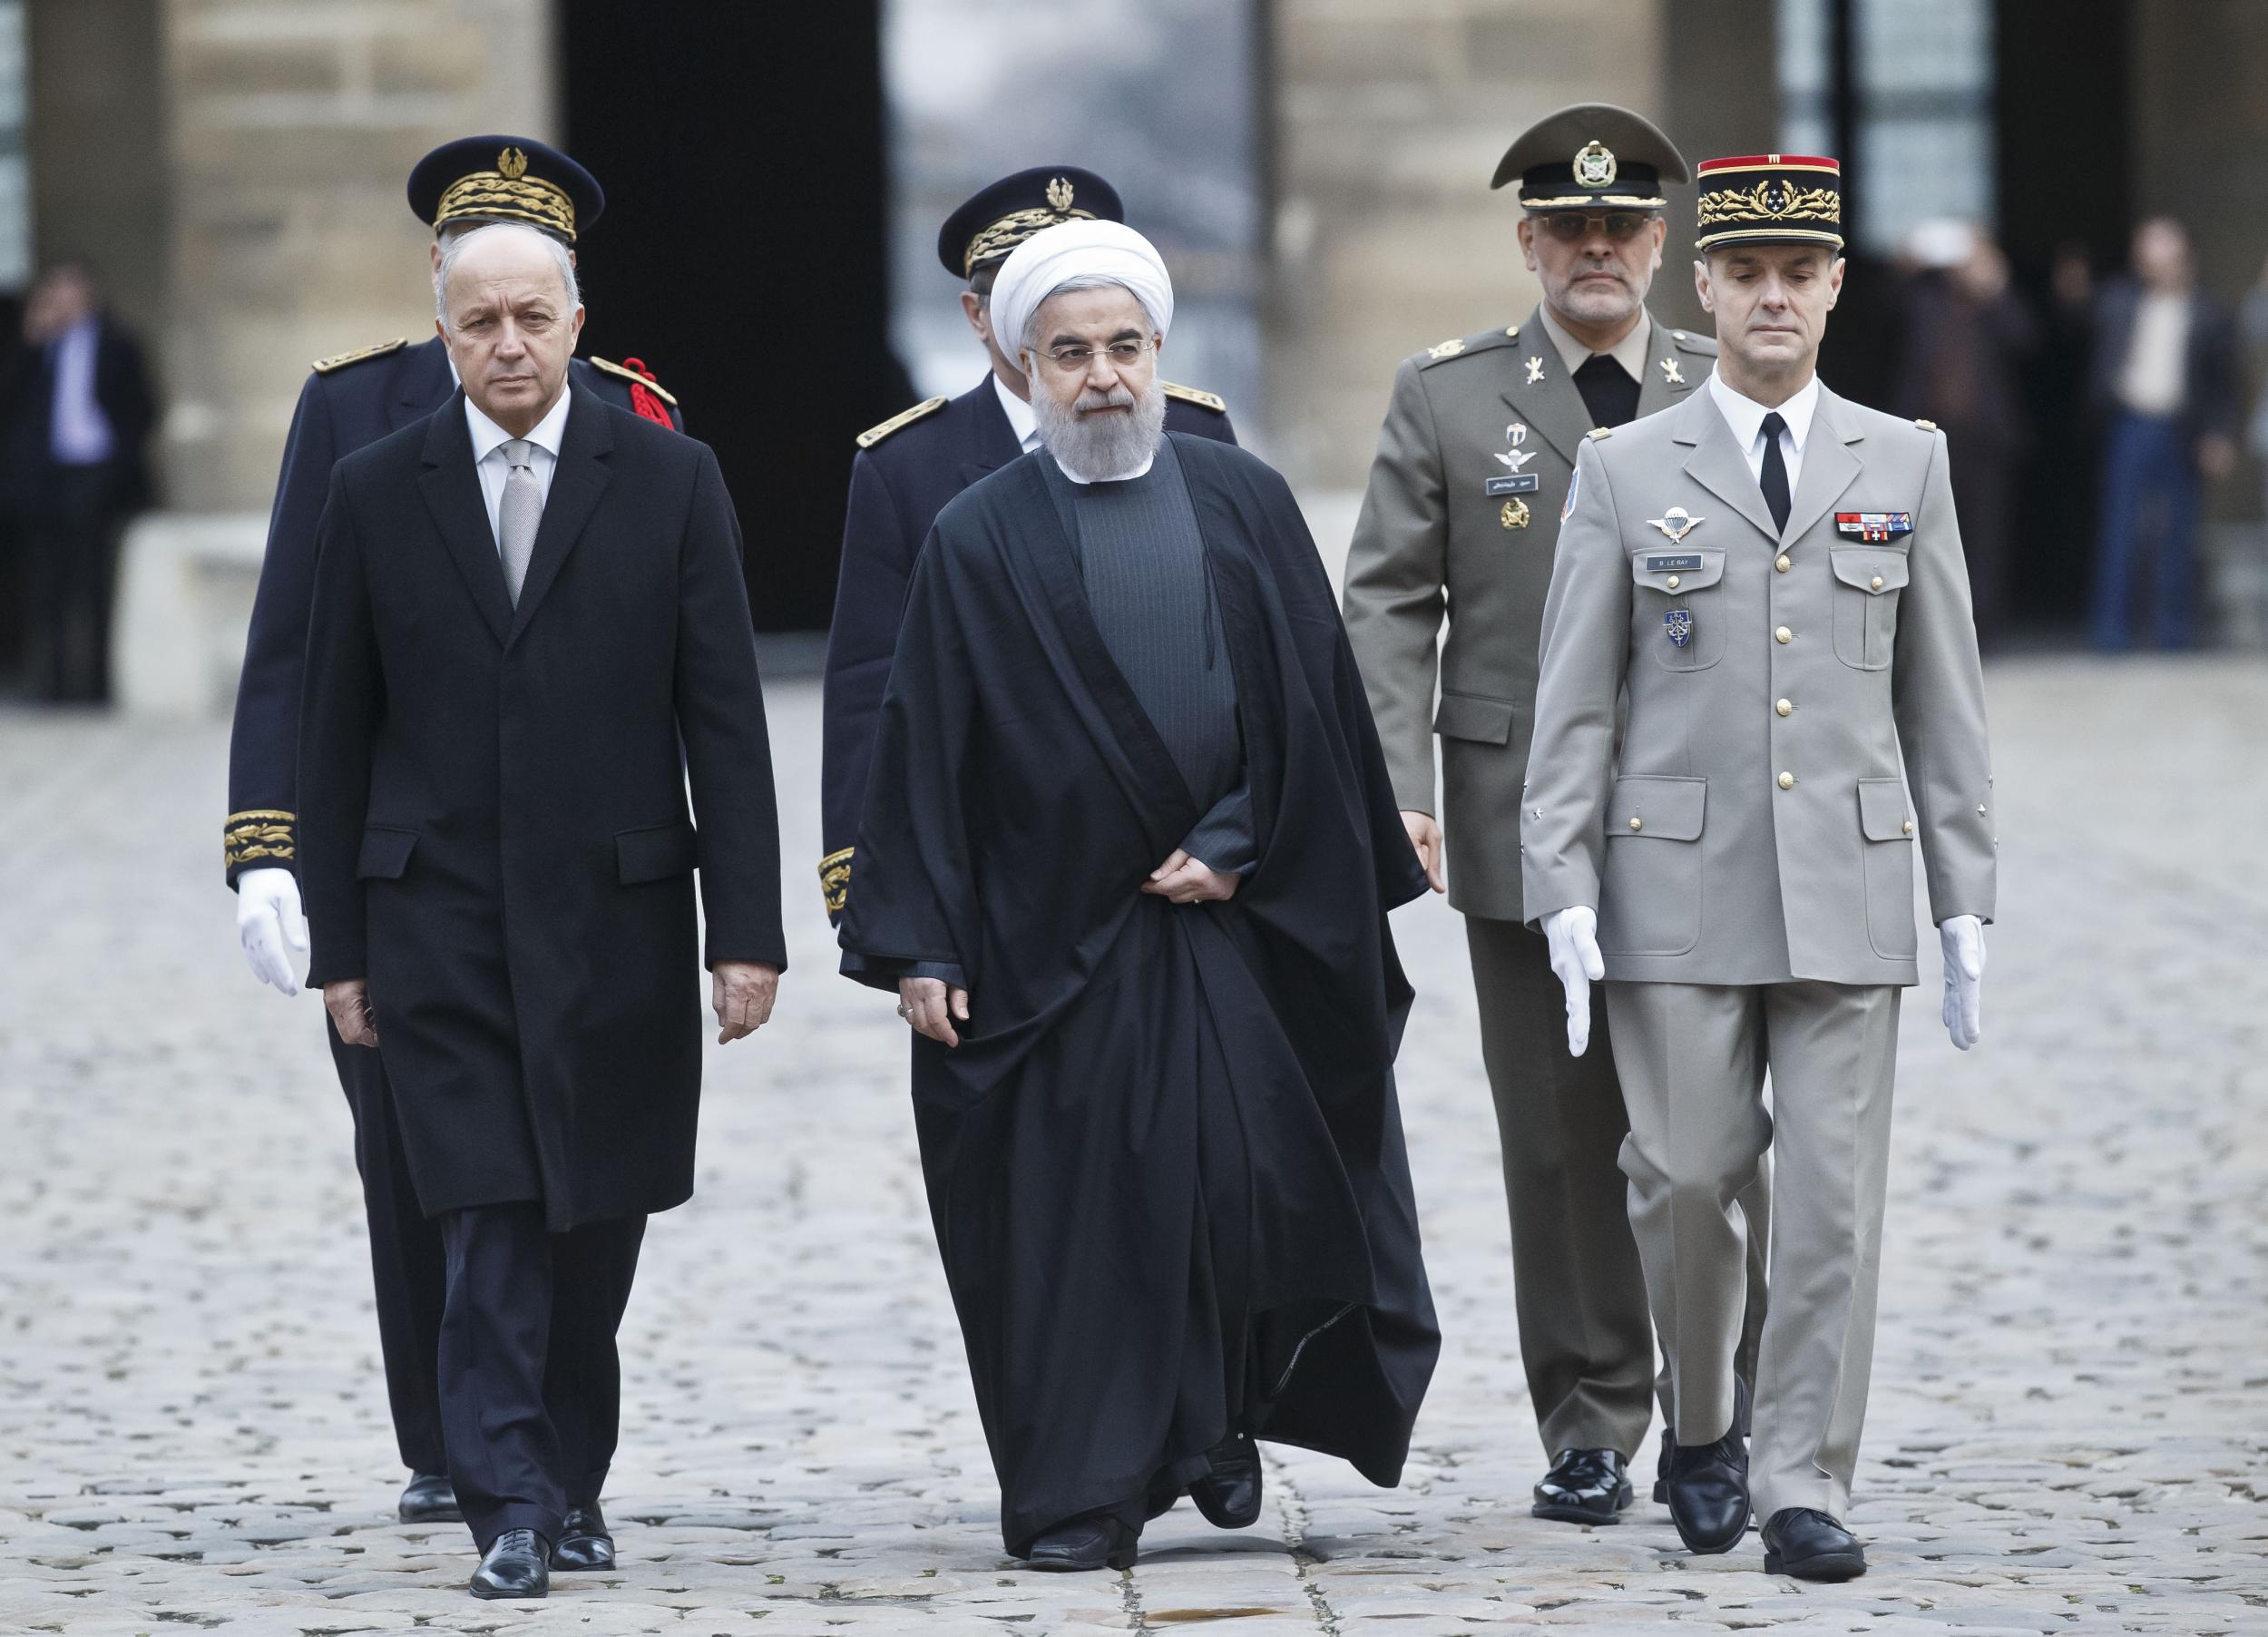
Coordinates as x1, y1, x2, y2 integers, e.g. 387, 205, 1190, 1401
1606, 978, 1901, 1522
1467, 917, 1768, 1460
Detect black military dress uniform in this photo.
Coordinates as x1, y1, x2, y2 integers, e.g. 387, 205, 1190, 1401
817, 165, 1235, 920
221, 135, 684, 1529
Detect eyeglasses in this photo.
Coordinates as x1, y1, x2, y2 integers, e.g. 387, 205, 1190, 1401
1035, 338, 1155, 373
1536, 211, 1657, 244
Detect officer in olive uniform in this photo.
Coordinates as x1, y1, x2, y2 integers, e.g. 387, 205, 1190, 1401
817, 167, 1236, 920
1341, 105, 1767, 1524
223, 136, 682, 1542
1523, 154, 1994, 1579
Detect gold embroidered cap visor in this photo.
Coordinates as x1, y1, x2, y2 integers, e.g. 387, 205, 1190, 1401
406, 134, 605, 243
1694, 152, 1844, 251
936, 164, 1126, 278
1491, 102, 1687, 210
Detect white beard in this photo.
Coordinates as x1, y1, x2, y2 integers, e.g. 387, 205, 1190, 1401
1031, 377, 1168, 482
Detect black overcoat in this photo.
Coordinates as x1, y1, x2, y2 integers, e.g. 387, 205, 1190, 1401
298, 382, 785, 1230
839, 432, 1439, 1553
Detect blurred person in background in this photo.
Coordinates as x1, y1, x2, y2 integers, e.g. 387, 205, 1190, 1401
0, 260, 155, 702
2236, 249, 2268, 631
2087, 217, 2237, 651
1889, 221, 2036, 648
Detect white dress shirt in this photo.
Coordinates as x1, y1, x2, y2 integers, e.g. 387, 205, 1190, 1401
1708, 370, 1821, 494
47, 316, 116, 466
464, 387, 571, 552
992, 372, 1043, 454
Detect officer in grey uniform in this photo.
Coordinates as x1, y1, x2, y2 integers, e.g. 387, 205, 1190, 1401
1342, 103, 1765, 1524
1523, 152, 1994, 1580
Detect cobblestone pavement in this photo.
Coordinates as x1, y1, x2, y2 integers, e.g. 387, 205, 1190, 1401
2, 655, 2264, 1637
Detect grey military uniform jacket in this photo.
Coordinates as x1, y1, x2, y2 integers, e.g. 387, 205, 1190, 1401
1520, 383, 1997, 986
1343, 309, 1717, 921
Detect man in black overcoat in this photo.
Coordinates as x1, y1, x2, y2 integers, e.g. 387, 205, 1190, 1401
816, 165, 1235, 922
297, 222, 784, 1600
840, 221, 1438, 1573
224, 135, 685, 1532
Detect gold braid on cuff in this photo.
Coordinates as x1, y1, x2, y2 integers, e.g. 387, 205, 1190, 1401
818, 847, 854, 916
226, 809, 297, 872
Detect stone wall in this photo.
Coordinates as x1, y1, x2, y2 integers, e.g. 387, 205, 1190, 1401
29, 0, 558, 515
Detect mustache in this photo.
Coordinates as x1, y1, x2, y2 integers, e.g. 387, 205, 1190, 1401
1075, 386, 1137, 414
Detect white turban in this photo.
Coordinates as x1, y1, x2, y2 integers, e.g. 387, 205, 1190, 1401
989, 219, 1176, 368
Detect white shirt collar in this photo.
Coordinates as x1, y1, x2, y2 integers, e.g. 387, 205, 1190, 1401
992, 372, 1041, 453
1707, 369, 1821, 456
1537, 303, 1651, 385
464, 380, 572, 466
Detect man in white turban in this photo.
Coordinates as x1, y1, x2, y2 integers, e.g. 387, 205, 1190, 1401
839, 219, 1441, 1573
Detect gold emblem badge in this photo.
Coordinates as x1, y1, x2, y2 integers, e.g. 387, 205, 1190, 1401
1501, 498, 1531, 531
1525, 356, 1546, 386
1659, 356, 1685, 386
1573, 140, 1618, 189
1647, 506, 1706, 543
497, 145, 529, 181
1046, 175, 1075, 212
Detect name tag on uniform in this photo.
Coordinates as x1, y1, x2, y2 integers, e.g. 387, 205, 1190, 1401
1486, 474, 1541, 495
1644, 554, 1702, 573
1834, 512, 1912, 542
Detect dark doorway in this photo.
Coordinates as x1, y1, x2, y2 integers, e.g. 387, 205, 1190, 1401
561, 2, 908, 632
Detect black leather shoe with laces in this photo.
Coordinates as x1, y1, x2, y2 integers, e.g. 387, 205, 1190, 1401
397, 1471, 461, 1524
1763, 1507, 1866, 1580
469, 1528, 550, 1599
1664, 1430, 1750, 1555
550, 1503, 614, 1571
1530, 1447, 1634, 1524
1025, 1513, 1139, 1572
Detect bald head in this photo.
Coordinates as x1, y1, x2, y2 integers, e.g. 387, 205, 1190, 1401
436, 223, 584, 435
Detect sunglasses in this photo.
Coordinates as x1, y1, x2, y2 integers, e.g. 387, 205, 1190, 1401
1535, 211, 1657, 243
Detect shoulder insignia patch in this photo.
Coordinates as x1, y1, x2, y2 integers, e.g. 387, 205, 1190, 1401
1587, 426, 1613, 441
1672, 328, 1719, 355
1427, 338, 1466, 361
1160, 380, 1227, 414
592, 356, 679, 406
312, 338, 406, 374
857, 396, 949, 449
1914, 417, 1939, 431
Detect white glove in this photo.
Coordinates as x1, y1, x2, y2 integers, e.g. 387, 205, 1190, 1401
1543, 906, 1605, 1057
1939, 914, 1986, 1052
237, 866, 309, 996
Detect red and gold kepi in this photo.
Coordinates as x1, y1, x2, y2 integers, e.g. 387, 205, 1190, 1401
1694, 153, 1843, 252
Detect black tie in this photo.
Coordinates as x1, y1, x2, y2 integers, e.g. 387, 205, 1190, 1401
1758, 410, 1792, 535
1573, 353, 1641, 430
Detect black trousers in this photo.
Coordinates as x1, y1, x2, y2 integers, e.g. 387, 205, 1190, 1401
437, 1201, 647, 1551
332, 1024, 449, 1475
20, 465, 125, 702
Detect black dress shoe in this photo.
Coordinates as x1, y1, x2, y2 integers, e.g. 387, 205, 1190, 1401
550, 1503, 614, 1571
1763, 1507, 1866, 1580
1652, 1429, 1671, 1505
469, 1528, 550, 1599
398, 1471, 463, 1524
1663, 1430, 1750, 1555
1025, 1513, 1139, 1572
1188, 1431, 1264, 1529
1531, 1447, 1633, 1524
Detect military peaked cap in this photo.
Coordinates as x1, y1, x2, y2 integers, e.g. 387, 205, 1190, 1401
936, 165, 1124, 279
408, 135, 604, 243
1491, 103, 1688, 210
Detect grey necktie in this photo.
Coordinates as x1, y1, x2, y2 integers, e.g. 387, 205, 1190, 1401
497, 437, 542, 606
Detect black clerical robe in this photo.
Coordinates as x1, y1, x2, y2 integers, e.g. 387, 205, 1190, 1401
839, 431, 1439, 1554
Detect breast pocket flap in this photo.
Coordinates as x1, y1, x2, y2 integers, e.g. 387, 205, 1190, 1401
1433, 691, 1516, 745
1630, 548, 1725, 593
1831, 548, 1911, 594
1856, 777, 1913, 841
617, 821, 699, 884
1609, 774, 1706, 840
356, 827, 417, 880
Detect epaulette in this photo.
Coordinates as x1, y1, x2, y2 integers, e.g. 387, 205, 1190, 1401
1914, 417, 1940, 431
1417, 327, 1521, 369
1161, 381, 1227, 414
1587, 426, 1613, 441
592, 356, 678, 406
857, 397, 948, 449
312, 338, 406, 374
1668, 328, 1720, 356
